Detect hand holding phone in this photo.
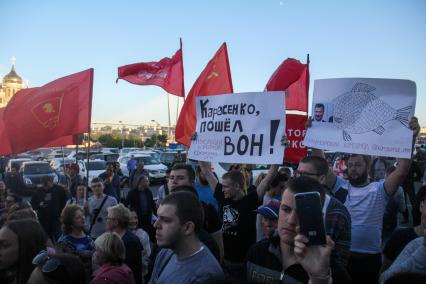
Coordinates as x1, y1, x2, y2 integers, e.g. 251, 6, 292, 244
294, 192, 326, 246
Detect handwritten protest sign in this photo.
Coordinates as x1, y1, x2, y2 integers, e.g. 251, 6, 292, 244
189, 92, 286, 164
304, 78, 416, 158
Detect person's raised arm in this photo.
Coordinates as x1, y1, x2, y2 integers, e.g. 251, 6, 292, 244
198, 160, 218, 193
255, 135, 288, 200
384, 117, 420, 196
256, 164, 279, 201
294, 227, 334, 284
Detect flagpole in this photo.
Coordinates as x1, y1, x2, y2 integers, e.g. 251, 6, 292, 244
180, 38, 185, 100
306, 53, 310, 117
61, 145, 66, 176
179, 38, 185, 144
86, 131, 90, 186
176, 97, 180, 127
86, 68, 94, 187
75, 142, 78, 164
167, 93, 171, 140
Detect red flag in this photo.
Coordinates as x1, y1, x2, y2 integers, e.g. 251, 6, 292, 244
3, 69, 93, 154
0, 108, 12, 155
284, 114, 308, 163
266, 58, 309, 112
175, 43, 233, 146
117, 47, 184, 97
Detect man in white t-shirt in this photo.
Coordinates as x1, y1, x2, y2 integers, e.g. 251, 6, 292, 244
310, 117, 420, 284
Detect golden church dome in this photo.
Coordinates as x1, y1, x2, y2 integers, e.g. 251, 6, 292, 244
3, 65, 22, 84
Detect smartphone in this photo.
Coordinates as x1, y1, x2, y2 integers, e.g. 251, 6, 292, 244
294, 192, 326, 246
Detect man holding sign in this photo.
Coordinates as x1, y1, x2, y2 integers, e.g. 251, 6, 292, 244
199, 161, 279, 279
190, 91, 286, 278
303, 78, 420, 283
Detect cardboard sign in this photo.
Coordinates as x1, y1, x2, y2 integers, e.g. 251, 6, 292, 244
189, 92, 286, 164
304, 78, 416, 158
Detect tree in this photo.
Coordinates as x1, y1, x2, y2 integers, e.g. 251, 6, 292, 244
97, 134, 143, 148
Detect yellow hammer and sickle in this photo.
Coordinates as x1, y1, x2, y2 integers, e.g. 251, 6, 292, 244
207, 72, 219, 80
43, 103, 55, 113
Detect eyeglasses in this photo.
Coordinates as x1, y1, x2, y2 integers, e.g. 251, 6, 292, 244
294, 170, 321, 177
32, 250, 62, 273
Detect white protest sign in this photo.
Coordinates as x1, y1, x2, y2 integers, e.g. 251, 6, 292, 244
304, 78, 416, 158
189, 91, 286, 164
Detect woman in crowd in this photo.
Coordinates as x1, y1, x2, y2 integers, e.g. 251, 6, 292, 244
129, 209, 152, 281
57, 204, 94, 273
5, 200, 38, 222
27, 252, 86, 284
66, 183, 87, 206
90, 232, 135, 284
125, 175, 156, 239
0, 219, 46, 284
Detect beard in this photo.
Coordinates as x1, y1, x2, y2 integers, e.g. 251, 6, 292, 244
349, 171, 369, 186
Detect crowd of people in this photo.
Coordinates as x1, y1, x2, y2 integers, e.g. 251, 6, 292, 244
0, 117, 425, 284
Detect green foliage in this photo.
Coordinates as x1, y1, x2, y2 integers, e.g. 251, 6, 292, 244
96, 134, 143, 148
144, 134, 167, 148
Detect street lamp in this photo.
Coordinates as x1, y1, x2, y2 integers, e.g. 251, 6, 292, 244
119, 121, 124, 148
151, 120, 159, 148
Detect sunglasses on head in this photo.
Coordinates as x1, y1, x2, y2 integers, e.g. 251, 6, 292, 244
32, 250, 62, 273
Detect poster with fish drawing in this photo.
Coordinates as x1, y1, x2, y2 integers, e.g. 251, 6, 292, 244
304, 78, 416, 158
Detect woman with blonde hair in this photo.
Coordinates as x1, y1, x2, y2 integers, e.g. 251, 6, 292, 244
90, 232, 135, 284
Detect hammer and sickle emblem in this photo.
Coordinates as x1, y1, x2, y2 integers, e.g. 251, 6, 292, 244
207, 72, 219, 80
43, 103, 55, 113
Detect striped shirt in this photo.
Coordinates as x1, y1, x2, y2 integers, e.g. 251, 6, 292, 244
344, 181, 390, 253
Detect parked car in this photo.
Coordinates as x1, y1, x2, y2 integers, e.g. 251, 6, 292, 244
159, 151, 187, 168
89, 152, 120, 162
46, 150, 68, 161
20, 161, 59, 193
6, 158, 32, 172
102, 147, 119, 154
117, 154, 167, 183
25, 150, 48, 161
127, 150, 160, 160
119, 147, 141, 156
67, 151, 103, 160
78, 159, 107, 184
50, 158, 77, 174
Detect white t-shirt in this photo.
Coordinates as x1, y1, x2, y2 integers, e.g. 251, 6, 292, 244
344, 181, 390, 253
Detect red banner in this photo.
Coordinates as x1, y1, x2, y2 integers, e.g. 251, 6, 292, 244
117, 47, 184, 97
266, 58, 309, 112
175, 43, 233, 146
284, 114, 308, 163
3, 69, 93, 154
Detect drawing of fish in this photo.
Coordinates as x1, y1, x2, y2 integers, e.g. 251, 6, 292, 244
332, 82, 412, 141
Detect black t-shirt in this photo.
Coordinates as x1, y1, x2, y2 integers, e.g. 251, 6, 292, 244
214, 183, 259, 262
202, 202, 222, 234
383, 227, 418, 261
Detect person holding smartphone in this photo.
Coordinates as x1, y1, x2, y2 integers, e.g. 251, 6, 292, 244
246, 176, 351, 283
307, 117, 420, 284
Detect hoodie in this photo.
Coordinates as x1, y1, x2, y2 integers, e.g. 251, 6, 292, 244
90, 263, 136, 284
